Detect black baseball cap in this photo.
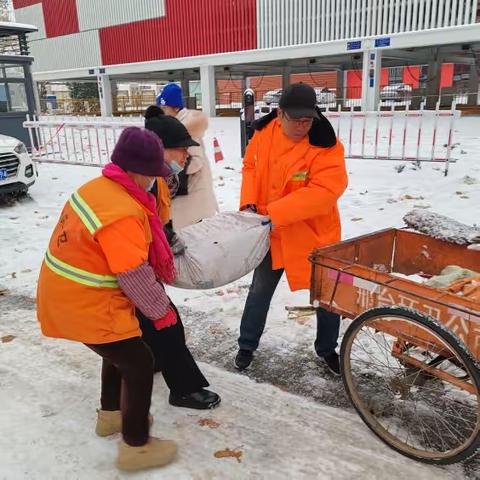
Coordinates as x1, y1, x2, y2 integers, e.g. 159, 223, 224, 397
144, 114, 200, 149
279, 83, 319, 119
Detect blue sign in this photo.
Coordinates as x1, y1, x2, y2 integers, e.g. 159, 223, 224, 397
347, 40, 362, 51
369, 79, 374, 88
0, 169, 8, 180
375, 37, 391, 48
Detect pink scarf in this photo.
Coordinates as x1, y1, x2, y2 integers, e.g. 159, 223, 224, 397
102, 163, 176, 284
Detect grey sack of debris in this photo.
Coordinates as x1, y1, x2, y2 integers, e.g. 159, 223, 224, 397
172, 212, 271, 289
403, 209, 480, 246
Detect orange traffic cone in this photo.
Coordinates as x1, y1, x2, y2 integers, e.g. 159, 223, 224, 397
213, 137, 224, 163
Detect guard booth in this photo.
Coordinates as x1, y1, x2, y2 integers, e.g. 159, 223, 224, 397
0, 22, 38, 146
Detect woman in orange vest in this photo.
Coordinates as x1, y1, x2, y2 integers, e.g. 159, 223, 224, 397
37, 128, 179, 472
142, 106, 221, 410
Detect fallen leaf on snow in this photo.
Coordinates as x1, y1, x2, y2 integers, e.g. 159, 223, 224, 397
0, 288, 8, 296
214, 448, 242, 463
413, 204, 431, 209
226, 287, 241, 294
11, 272, 17, 279
198, 418, 220, 429
351, 218, 363, 222
463, 175, 478, 185
460, 195, 470, 199
400, 194, 424, 201
21, 269, 32, 274
294, 316, 311, 325
1, 335, 16, 343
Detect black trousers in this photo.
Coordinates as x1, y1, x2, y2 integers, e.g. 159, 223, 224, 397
85, 337, 153, 447
137, 306, 209, 396
239, 251, 341, 355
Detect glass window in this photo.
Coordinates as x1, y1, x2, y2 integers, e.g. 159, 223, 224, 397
8, 83, 28, 112
390, 67, 403, 85
4, 66, 24, 79
0, 84, 7, 112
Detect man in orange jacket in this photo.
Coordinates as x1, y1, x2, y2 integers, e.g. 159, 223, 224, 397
235, 83, 348, 375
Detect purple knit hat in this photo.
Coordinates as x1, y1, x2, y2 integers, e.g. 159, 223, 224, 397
111, 127, 171, 177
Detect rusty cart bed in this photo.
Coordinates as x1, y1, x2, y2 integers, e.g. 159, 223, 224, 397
310, 228, 480, 465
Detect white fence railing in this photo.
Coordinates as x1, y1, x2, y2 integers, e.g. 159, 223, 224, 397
24, 116, 142, 167
323, 106, 460, 175
24, 106, 460, 175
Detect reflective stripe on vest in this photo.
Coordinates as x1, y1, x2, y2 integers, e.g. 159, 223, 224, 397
69, 191, 102, 235
46, 189, 118, 288
291, 171, 308, 181
45, 249, 118, 289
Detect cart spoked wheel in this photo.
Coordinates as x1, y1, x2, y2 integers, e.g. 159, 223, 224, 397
340, 307, 480, 465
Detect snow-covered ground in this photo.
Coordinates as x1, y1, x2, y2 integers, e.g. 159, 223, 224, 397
1, 116, 479, 479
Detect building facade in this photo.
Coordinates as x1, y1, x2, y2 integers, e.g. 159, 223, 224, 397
13, 0, 480, 114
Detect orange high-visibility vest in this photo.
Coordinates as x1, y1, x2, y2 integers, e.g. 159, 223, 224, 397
36, 176, 151, 344
155, 177, 171, 225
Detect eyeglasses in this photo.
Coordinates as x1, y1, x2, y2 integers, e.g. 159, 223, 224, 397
282, 112, 314, 127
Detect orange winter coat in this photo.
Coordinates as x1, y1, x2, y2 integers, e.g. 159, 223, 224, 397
155, 177, 171, 225
37, 176, 152, 344
240, 116, 348, 291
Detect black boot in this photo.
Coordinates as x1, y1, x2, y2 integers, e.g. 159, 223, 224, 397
169, 389, 221, 410
318, 351, 341, 376
234, 349, 253, 371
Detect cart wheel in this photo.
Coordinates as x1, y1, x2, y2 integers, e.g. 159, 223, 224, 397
340, 307, 480, 465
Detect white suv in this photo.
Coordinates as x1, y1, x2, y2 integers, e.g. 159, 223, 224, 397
0, 134, 37, 197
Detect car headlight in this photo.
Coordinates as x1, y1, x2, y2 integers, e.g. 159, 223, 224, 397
14, 142, 28, 155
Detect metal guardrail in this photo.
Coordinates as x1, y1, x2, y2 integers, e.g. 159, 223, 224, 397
24, 104, 460, 175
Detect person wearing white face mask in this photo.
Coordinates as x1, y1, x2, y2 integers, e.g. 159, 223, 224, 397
156, 85, 219, 230
144, 106, 195, 256
144, 106, 194, 199
142, 107, 222, 411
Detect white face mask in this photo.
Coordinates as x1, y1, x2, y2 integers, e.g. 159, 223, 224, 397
170, 160, 184, 175
145, 178, 156, 191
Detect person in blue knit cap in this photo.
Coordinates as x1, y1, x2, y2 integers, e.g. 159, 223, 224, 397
156, 83, 218, 229
157, 83, 184, 110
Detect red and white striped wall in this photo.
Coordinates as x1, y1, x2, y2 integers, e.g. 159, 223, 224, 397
14, 0, 480, 73
13, 0, 257, 71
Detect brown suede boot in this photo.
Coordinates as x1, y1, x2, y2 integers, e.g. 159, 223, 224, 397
116, 437, 177, 471
95, 410, 153, 437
